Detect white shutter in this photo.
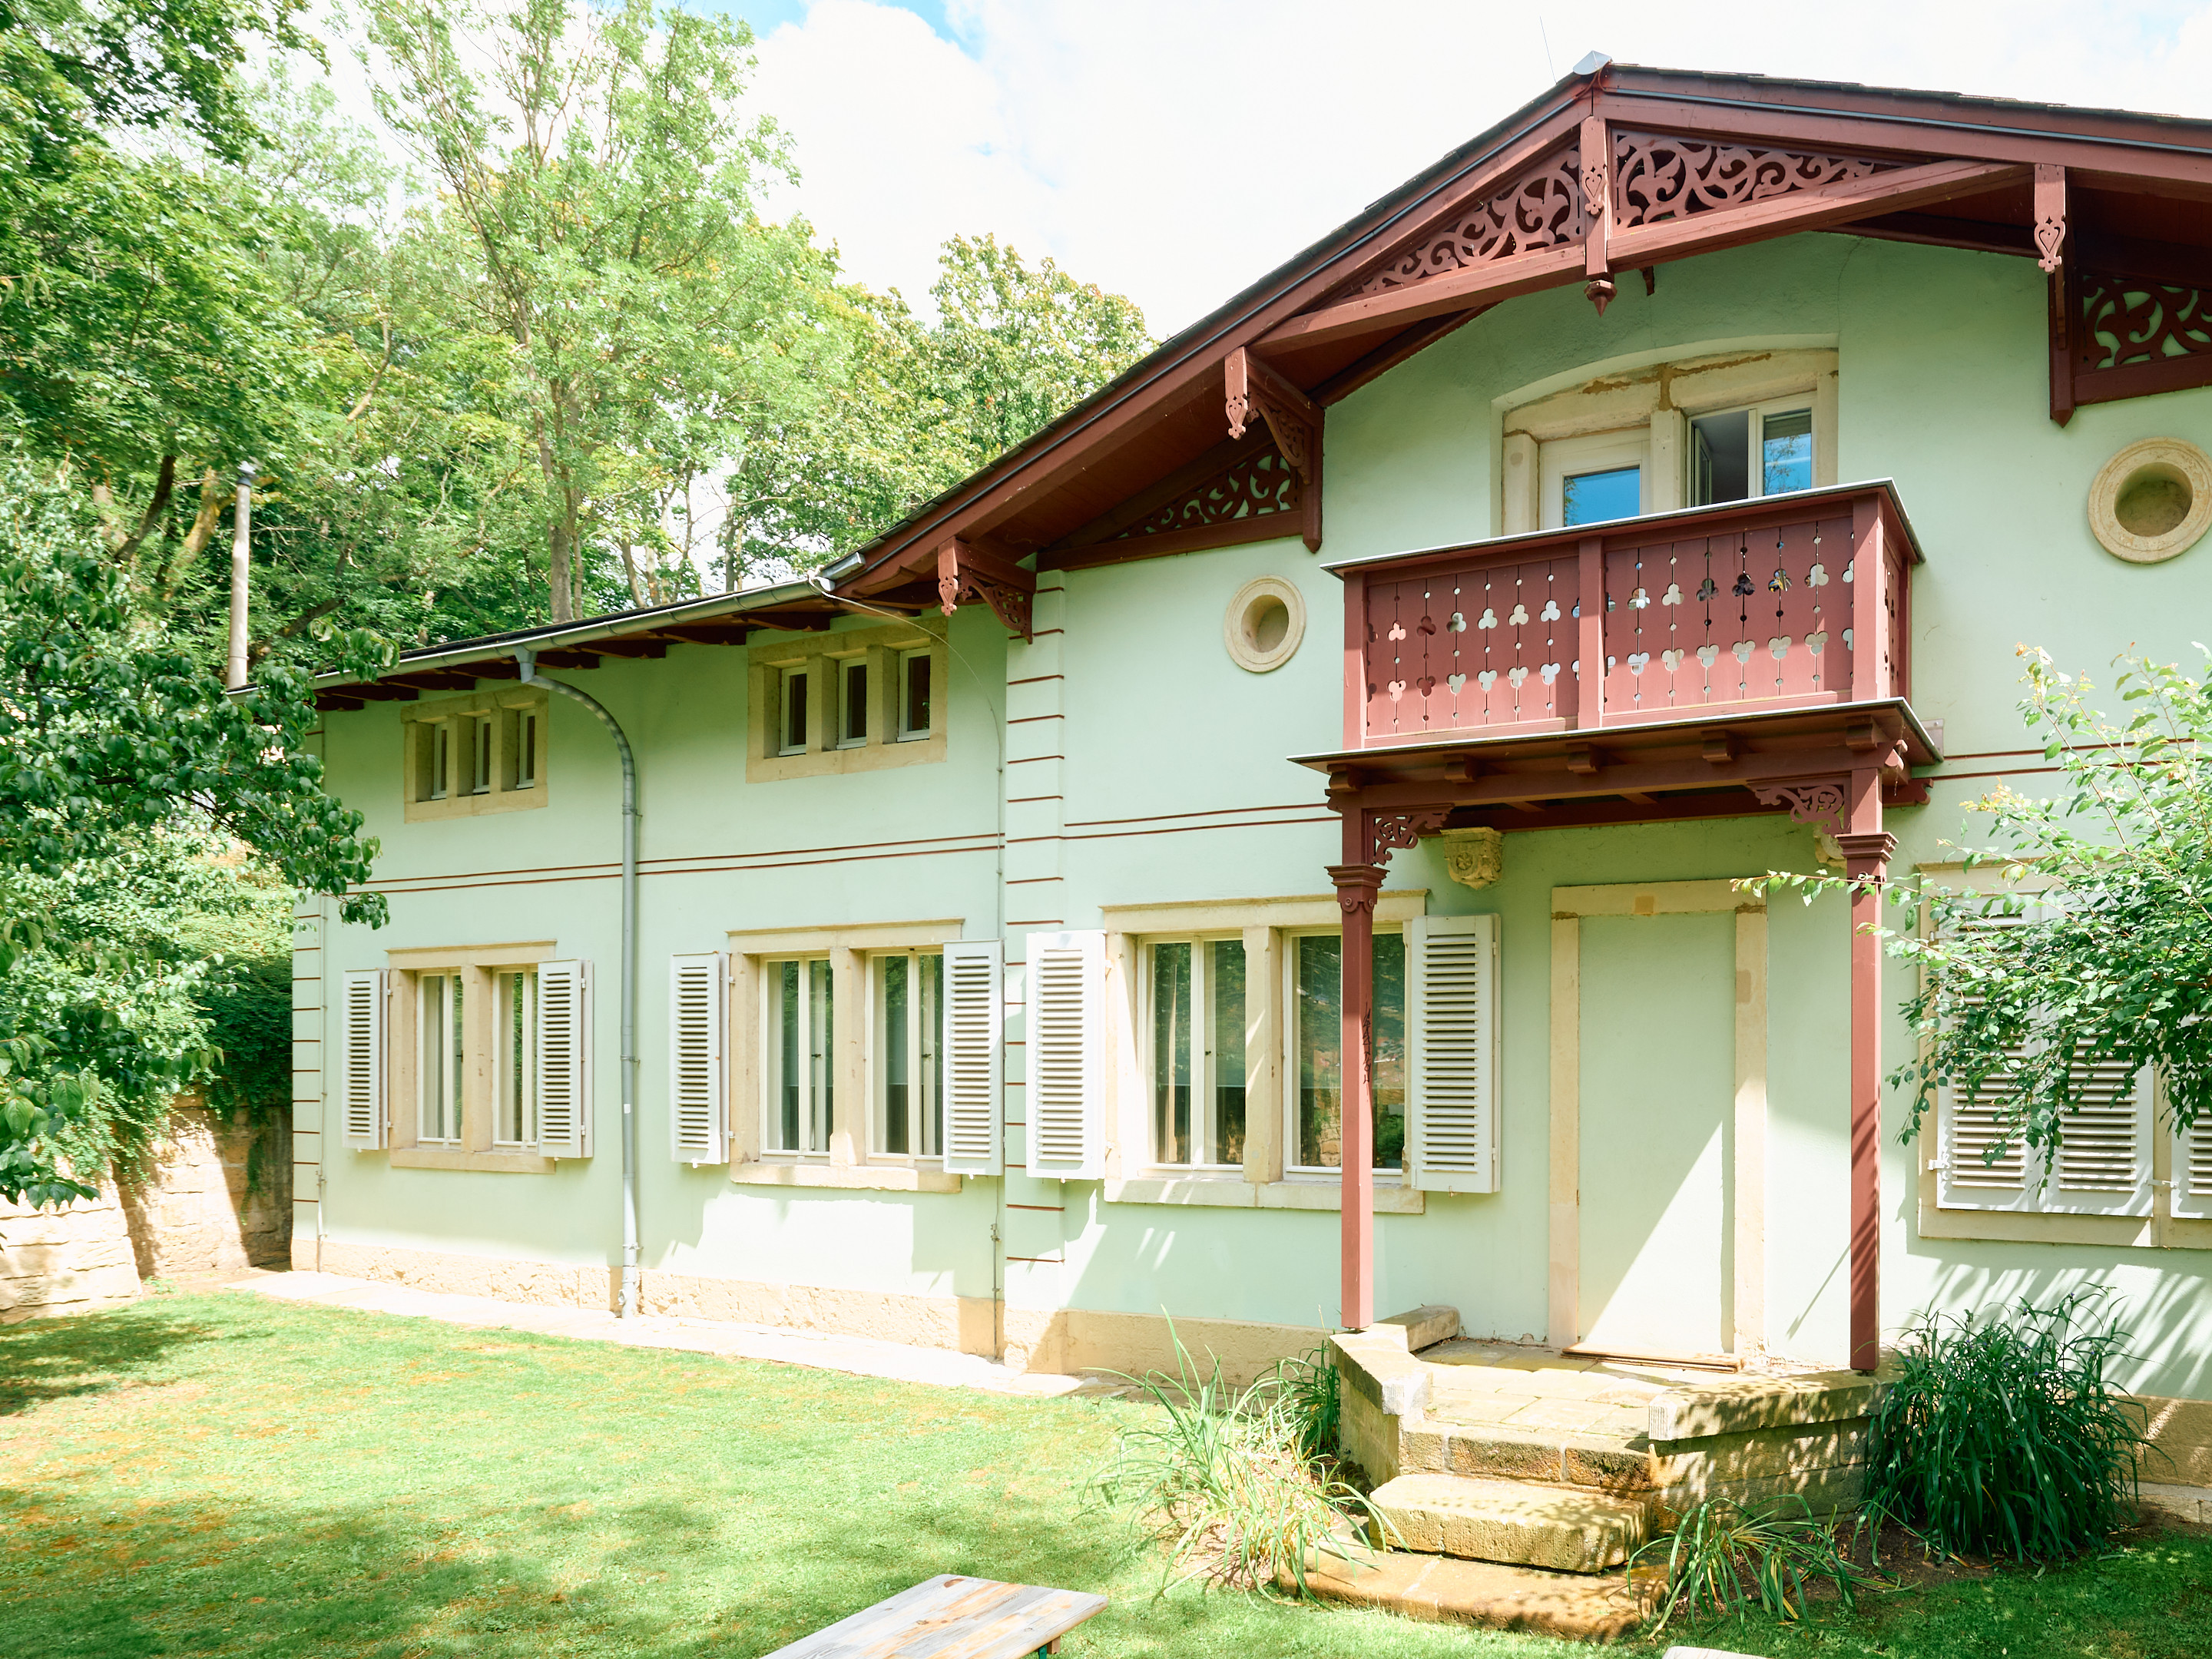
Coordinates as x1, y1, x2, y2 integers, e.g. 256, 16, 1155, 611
669, 952, 727, 1162
941, 940, 1002, 1175
339, 969, 387, 1150
1935, 1055, 2038, 1212
1407, 914, 1499, 1193
537, 959, 593, 1158
1027, 931, 1107, 1180
2045, 1059, 2153, 1216
2171, 1094, 2212, 1220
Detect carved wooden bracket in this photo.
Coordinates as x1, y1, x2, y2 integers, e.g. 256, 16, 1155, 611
1224, 347, 1324, 551
2034, 164, 2067, 274
1750, 774, 1850, 839
1579, 114, 1615, 315
935, 538, 1035, 641
1356, 804, 1452, 867
1327, 862, 1387, 916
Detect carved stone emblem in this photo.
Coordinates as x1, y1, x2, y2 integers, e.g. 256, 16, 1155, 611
1439, 826, 1505, 890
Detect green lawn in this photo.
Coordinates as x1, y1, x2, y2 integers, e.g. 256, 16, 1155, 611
0, 1292, 2207, 1658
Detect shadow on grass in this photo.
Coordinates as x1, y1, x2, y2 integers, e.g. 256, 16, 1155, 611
0, 1461, 1134, 1659
0, 1306, 247, 1416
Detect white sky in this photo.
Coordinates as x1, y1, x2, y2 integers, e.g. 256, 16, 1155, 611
733, 0, 2212, 333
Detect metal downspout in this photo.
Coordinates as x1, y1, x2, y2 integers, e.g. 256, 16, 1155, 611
516, 647, 642, 1317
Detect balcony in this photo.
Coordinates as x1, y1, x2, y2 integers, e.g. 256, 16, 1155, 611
1309, 483, 1938, 835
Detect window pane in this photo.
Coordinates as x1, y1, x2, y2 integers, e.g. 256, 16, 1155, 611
920, 953, 942, 1157
904, 652, 931, 736
510, 710, 538, 790
771, 960, 800, 1152
1151, 942, 1193, 1164
420, 975, 447, 1139
1210, 939, 1247, 1166
1689, 410, 1751, 505
498, 969, 535, 1144
470, 717, 492, 795
1562, 465, 1639, 526
449, 974, 465, 1142
808, 958, 833, 1154
1295, 935, 1342, 1168
1373, 934, 1406, 1171
1761, 409, 1814, 497
880, 954, 909, 1154
783, 670, 809, 753
843, 661, 867, 744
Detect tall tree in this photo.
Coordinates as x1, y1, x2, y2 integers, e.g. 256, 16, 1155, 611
366, 0, 834, 620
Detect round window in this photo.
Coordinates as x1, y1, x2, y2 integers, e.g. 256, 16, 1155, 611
1224, 577, 1306, 673
2088, 438, 2212, 564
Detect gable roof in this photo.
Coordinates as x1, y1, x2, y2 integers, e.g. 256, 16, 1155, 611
830, 58, 2212, 607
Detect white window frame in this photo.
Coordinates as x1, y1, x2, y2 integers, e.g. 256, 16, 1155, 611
1282, 923, 1408, 1181
869, 948, 945, 1163
761, 953, 835, 1159
509, 707, 539, 790
416, 969, 466, 1146
777, 665, 812, 758
1686, 395, 1820, 508
897, 647, 933, 741
835, 655, 869, 750
1143, 934, 1247, 1172
1539, 429, 1650, 530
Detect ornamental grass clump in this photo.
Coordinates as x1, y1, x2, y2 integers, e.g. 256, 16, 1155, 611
1088, 1336, 1387, 1595
1632, 1494, 1876, 1634
1867, 1290, 2148, 1561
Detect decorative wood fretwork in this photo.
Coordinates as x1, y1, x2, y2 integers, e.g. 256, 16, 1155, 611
2073, 268, 2212, 408
1612, 131, 1896, 226
1750, 775, 1849, 839
935, 538, 1035, 641
1342, 144, 1584, 299
1113, 444, 1297, 544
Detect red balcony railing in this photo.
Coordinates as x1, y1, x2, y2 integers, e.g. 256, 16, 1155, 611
1337, 482, 1919, 751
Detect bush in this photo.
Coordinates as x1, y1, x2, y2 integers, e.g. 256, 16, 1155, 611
1867, 1290, 2147, 1561
1088, 1336, 1385, 1595
1632, 1494, 1875, 1634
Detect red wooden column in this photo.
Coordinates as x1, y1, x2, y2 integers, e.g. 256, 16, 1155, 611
1837, 768, 1896, 1375
1329, 859, 1386, 1331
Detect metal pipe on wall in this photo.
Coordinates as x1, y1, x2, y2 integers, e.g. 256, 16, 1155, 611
515, 647, 642, 1316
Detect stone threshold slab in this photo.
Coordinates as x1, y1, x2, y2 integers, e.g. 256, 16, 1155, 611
1287, 1547, 1648, 1640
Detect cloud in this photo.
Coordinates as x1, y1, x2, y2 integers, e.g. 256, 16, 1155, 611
746, 0, 2212, 336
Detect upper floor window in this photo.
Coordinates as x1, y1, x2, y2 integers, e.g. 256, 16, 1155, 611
402, 688, 549, 823
1689, 401, 1815, 506
747, 622, 946, 783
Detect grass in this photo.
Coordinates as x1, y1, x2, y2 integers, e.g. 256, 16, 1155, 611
0, 1293, 2207, 1658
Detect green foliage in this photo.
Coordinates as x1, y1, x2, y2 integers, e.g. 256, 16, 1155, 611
1867, 1292, 2147, 1562
197, 953, 293, 1122
1747, 647, 2212, 1165
1088, 1336, 1386, 1596
1633, 1494, 1876, 1634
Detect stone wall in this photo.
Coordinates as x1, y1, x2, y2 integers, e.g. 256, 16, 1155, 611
121, 1103, 290, 1278
0, 1182, 141, 1323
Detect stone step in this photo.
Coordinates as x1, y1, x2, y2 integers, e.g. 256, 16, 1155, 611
1406, 1416, 1657, 1492
1285, 1546, 1650, 1640
1367, 1472, 1655, 1574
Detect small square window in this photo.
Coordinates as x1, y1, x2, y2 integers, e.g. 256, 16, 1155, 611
899, 649, 932, 741
778, 666, 810, 757
417, 721, 452, 802
838, 659, 869, 749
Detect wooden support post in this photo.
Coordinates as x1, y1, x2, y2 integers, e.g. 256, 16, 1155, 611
1848, 499, 1883, 702
1580, 114, 1615, 314
1330, 858, 1386, 1332
1577, 535, 1605, 728
1836, 772, 1894, 1376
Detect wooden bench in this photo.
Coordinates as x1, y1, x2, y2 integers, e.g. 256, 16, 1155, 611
763, 1575, 1108, 1657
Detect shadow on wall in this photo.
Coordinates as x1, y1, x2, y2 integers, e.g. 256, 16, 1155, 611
1916, 1253, 2212, 1403
118, 1101, 291, 1279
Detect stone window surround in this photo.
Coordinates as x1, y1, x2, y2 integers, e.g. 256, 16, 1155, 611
1497, 344, 1841, 536
727, 919, 969, 1194
1099, 891, 1430, 1215
746, 621, 948, 783
1912, 863, 2212, 1252
400, 686, 550, 823
382, 942, 560, 1174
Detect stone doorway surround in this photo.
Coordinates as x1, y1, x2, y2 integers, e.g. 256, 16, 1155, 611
1549, 879, 1769, 1360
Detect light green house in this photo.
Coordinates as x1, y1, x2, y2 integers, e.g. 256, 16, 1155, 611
293, 63, 2212, 1458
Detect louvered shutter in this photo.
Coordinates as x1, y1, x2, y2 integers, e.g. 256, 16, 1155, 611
2045, 1059, 2153, 1216
536, 959, 592, 1158
1406, 914, 1499, 1193
1935, 1055, 2039, 1211
2174, 1107, 2212, 1220
1026, 931, 1106, 1179
941, 940, 1002, 1175
339, 969, 388, 1149
669, 952, 727, 1161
